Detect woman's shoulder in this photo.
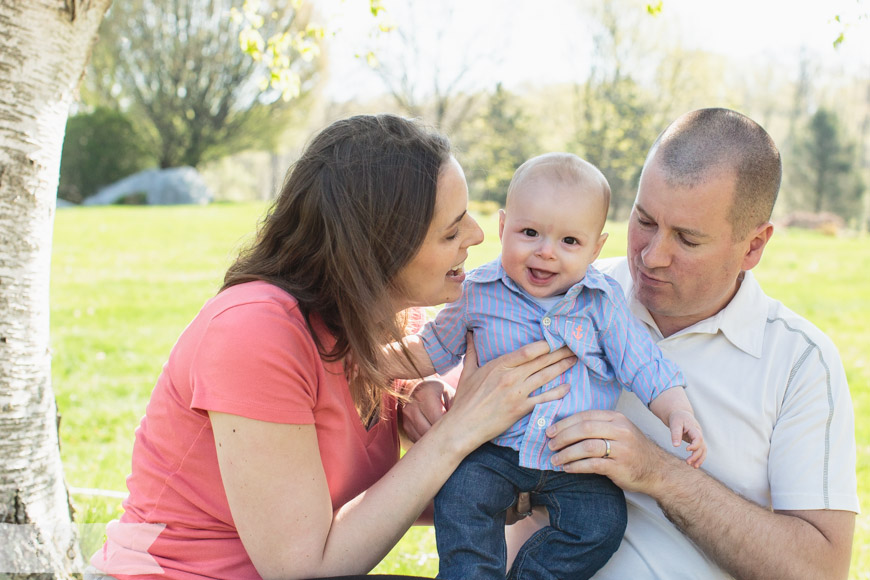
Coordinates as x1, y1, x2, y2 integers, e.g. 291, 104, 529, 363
206, 280, 302, 318
191, 281, 317, 347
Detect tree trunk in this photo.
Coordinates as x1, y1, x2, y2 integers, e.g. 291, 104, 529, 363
0, 0, 112, 576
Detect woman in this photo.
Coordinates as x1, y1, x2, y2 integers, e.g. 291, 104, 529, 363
89, 114, 574, 579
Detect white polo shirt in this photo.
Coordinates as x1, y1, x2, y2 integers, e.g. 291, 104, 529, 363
592, 257, 859, 580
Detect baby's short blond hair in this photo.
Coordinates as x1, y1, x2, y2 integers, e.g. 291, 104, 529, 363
507, 152, 611, 231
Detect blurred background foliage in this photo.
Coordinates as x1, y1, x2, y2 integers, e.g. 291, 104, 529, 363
59, 0, 870, 231
60, 0, 320, 203
58, 108, 157, 204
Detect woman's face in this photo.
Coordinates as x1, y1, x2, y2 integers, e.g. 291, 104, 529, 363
391, 156, 484, 311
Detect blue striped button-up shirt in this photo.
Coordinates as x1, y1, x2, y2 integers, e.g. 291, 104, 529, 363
419, 258, 685, 470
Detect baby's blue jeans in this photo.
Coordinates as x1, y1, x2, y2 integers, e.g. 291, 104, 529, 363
434, 442, 626, 580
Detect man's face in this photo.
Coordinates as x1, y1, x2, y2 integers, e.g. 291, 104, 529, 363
627, 158, 760, 337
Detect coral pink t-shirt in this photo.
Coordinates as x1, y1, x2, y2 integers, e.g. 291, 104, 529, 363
92, 281, 403, 579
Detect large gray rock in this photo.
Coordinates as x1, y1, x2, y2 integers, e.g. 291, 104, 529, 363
83, 166, 213, 206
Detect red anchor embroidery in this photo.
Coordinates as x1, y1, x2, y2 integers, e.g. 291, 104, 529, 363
573, 324, 583, 341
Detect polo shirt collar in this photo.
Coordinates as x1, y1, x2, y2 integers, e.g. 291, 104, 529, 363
628, 270, 767, 358
715, 270, 767, 358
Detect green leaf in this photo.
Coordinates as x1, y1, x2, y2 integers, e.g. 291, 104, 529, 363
646, 1, 663, 16
370, 0, 386, 17
239, 28, 264, 56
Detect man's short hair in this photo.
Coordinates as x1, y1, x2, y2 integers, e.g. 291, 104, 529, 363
644, 108, 782, 240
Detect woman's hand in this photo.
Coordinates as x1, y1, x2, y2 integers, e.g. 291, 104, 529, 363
401, 335, 575, 448
400, 378, 455, 444
436, 333, 576, 456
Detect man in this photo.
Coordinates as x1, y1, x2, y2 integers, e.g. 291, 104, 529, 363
512, 108, 858, 578
406, 108, 858, 579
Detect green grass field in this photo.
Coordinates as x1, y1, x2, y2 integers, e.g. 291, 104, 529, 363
50, 203, 869, 577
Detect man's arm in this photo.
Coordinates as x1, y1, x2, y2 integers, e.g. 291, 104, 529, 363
657, 455, 854, 580
546, 410, 855, 580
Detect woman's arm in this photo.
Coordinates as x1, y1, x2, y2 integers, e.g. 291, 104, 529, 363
381, 334, 436, 379
213, 337, 576, 580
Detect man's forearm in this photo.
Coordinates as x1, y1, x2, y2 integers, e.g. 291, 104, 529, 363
652, 449, 854, 580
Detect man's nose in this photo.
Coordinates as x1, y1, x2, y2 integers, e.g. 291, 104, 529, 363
641, 232, 671, 268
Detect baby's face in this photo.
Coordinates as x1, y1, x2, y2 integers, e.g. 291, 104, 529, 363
499, 178, 607, 298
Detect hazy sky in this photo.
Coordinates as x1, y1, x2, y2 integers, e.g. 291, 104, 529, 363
318, 0, 870, 101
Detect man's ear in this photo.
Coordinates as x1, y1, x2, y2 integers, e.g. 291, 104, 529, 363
742, 222, 774, 271
498, 209, 506, 242
591, 232, 609, 262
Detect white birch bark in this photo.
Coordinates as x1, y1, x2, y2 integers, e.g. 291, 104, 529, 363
0, 1, 112, 576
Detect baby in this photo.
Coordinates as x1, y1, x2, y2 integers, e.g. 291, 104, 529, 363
386, 153, 705, 579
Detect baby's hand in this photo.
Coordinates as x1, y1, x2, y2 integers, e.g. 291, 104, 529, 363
668, 410, 706, 468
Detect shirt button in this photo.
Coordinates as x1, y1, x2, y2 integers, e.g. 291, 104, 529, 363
536, 417, 547, 428
542, 317, 551, 327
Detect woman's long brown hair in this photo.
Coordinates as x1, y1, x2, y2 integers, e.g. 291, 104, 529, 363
222, 115, 451, 422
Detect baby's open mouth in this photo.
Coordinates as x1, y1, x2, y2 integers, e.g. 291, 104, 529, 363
529, 268, 556, 281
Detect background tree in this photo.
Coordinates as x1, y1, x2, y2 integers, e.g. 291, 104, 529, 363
58, 108, 157, 203
793, 108, 861, 218
0, 0, 112, 574
87, 0, 321, 169
651, 46, 735, 130
460, 84, 540, 205
365, 0, 506, 135
571, 0, 658, 219
575, 76, 656, 220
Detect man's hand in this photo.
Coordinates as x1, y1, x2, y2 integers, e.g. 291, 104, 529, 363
399, 378, 454, 444
545, 409, 855, 579
504, 492, 533, 525
546, 409, 677, 495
